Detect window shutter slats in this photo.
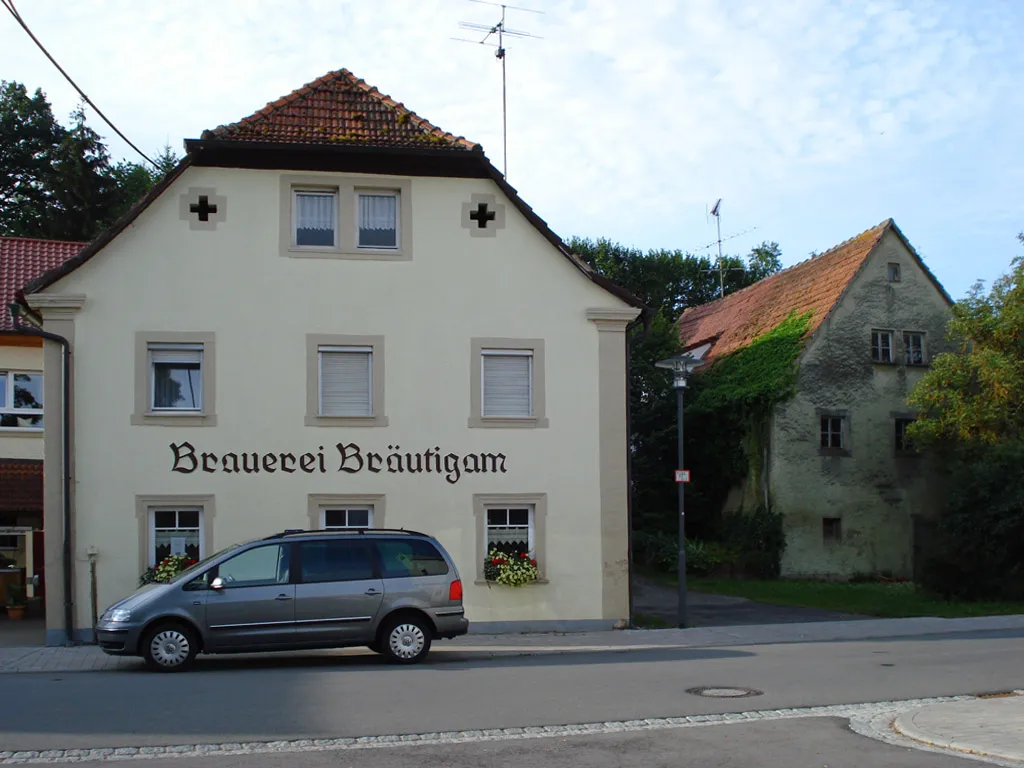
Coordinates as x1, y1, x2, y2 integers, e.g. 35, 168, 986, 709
482, 354, 531, 417
320, 351, 372, 416
150, 349, 202, 364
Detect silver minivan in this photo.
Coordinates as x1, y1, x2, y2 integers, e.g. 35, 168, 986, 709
96, 528, 469, 671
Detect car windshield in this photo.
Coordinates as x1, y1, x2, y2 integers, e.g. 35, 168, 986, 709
167, 543, 243, 583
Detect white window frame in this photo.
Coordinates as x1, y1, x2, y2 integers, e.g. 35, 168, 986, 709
293, 188, 339, 249
318, 345, 373, 417
903, 331, 926, 366
148, 343, 204, 412
480, 349, 534, 418
319, 506, 375, 530
820, 415, 846, 450
0, 370, 44, 431
484, 505, 535, 554
149, 507, 204, 567
355, 190, 400, 250
871, 330, 894, 363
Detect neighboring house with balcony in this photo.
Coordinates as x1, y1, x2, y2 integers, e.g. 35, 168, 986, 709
0, 237, 84, 613
18, 68, 643, 645
677, 219, 953, 580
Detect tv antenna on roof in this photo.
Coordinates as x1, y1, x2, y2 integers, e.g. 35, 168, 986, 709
453, 0, 544, 180
705, 199, 750, 299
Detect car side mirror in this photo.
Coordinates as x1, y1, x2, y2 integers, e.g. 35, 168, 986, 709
210, 577, 225, 590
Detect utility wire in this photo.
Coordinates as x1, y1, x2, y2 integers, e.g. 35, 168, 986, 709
1, 0, 155, 167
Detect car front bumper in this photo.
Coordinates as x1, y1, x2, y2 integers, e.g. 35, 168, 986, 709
95, 622, 144, 656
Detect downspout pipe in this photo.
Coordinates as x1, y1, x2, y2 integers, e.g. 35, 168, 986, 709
9, 301, 74, 645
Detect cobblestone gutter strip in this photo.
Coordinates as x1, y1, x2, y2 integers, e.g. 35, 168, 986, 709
0, 695, 978, 765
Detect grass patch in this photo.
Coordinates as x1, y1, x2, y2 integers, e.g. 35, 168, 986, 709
631, 611, 670, 629
688, 578, 1024, 619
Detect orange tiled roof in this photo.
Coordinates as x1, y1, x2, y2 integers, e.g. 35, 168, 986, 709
678, 220, 893, 361
201, 68, 480, 151
0, 237, 85, 331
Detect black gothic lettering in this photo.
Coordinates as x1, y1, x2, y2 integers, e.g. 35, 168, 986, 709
222, 453, 240, 473
170, 442, 198, 474
462, 454, 480, 473
262, 454, 278, 472
280, 453, 297, 473
367, 452, 384, 473
337, 443, 364, 473
479, 453, 508, 473
444, 453, 461, 485
300, 453, 317, 473
242, 453, 260, 474
201, 452, 219, 473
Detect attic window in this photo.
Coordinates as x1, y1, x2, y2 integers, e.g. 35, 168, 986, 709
887, 263, 901, 282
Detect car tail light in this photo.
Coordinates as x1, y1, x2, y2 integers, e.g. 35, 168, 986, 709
449, 579, 463, 602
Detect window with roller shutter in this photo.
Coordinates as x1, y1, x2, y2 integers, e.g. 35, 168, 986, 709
481, 350, 532, 418
318, 347, 372, 417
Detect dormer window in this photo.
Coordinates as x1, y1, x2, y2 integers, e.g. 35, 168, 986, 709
887, 262, 901, 282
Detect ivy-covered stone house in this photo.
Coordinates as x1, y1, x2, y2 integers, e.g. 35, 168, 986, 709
677, 219, 953, 580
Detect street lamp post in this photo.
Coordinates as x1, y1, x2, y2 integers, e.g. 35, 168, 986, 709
655, 352, 705, 628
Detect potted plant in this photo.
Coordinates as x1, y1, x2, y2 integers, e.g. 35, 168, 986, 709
6, 583, 27, 620
484, 548, 539, 587
138, 554, 197, 587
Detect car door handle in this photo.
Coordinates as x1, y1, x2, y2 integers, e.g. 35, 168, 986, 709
365, 588, 380, 596
275, 594, 293, 601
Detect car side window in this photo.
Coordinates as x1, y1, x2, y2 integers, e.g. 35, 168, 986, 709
215, 544, 290, 587
299, 540, 376, 583
374, 539, 449, 579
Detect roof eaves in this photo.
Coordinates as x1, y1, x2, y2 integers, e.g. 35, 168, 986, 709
21, 157, 193, 296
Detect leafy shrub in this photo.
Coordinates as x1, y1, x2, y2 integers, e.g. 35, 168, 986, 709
718, 504, 786, 579
632, 530, 736, 575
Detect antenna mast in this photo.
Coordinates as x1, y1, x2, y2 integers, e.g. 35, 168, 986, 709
453, 0, 543, 180
710, 198, 725, 299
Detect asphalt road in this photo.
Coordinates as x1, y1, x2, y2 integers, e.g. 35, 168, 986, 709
3, 629, 1023, 753
17, 719, 981, 768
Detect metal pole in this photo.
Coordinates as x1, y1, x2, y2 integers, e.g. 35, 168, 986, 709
676, 384, 687, 628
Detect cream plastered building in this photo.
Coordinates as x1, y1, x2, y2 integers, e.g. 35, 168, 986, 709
20, 69, 642, 645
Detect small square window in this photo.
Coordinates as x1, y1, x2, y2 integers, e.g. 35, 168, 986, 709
895, 418, 917, 453
0, 371, 44, 429
294, 190, 337, 247
149, 344, 203, 411
358, 192, 399, 249
482, 350, 533, 418
151, 507, 203, 566
820, 416, 845, 449
888, 263, 901, 282
318, 346, 373, 417
903, 332, 925, 365
871, 330, 894, 363
823, 517, 842, 543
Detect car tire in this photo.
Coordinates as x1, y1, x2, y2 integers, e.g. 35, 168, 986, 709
378, 614, 432, 665
367, 640, 382, 654
142, 622, 199, 673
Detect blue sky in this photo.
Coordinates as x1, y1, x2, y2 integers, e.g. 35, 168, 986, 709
3, 0, 1022, 300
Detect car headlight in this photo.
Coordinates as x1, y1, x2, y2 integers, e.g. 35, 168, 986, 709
108, 609, 132, 623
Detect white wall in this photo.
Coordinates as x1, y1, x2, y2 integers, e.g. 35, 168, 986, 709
41, 165, 630, 630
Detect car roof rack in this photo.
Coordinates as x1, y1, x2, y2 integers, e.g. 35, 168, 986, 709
263, 527, 429, 540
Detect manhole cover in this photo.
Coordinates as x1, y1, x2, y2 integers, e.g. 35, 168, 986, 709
686, 686, 763, 698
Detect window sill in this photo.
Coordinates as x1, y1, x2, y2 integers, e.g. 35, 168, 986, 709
871, 360, 897, 366
131, 412, 217, 427
475, 578, 550, 586
819, 448, 851, 457
305, 415, 389, 428
468, 416, 550, 429
284, 246, 410, 261
0, 428, 44, 436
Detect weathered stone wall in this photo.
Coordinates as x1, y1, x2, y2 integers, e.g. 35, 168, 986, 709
770, 230, 953, 578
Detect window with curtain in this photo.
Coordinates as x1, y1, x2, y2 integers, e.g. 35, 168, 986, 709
482, 351, 532, 417
295, 191, 337, 247
485, 507, 533, 564
151, 508, 202, 566
319, 347, 372, 416
903, 332, 925, 365
149, 344, 203, 410
358, 192, 398, 248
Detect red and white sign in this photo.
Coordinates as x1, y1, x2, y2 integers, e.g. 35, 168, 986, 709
675, 470, 691, 483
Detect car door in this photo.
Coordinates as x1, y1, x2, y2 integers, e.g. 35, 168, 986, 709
294, 538, 384, 645
204, 543, 295, 649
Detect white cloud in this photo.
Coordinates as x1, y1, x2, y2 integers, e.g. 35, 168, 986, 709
1, 0, 1022, 296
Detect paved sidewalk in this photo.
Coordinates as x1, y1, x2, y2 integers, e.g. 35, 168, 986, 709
894, 693, 1024, 764
2, 613, 1023, 674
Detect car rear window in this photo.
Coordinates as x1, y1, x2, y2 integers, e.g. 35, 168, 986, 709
299, 539, 375, 583
374, 539, 449, 578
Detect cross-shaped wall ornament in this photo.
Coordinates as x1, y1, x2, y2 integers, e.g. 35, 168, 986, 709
179, 187, 227, 231
462, 193, 506, 238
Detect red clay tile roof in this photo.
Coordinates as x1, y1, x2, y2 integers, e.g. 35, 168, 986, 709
0, 458, 43, 512
678, 220, 895, 361
0, 237, 85, 332
201, 68, 480, 151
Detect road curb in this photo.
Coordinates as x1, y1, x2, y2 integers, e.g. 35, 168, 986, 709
892, 695, 1024, 765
